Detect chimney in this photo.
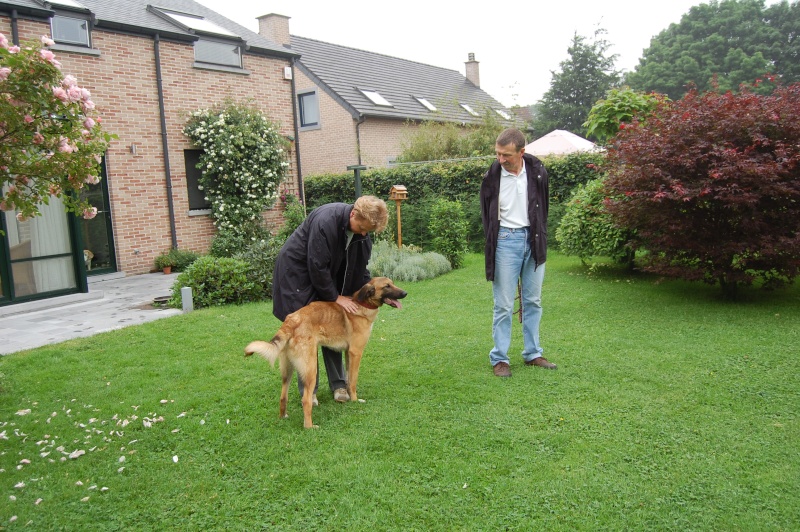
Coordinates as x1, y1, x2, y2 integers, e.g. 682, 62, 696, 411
465, 53, 480, 87
257, 13, 291, 47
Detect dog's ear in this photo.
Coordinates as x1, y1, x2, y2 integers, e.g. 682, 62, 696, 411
355, 283, 376, 302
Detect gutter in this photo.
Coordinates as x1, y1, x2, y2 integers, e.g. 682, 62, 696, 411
153, 33, 178, 249
288, 57, 305, 206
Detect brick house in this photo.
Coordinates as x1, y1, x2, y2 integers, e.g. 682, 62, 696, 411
257, 14, 515, 177
0, 0, 300, 306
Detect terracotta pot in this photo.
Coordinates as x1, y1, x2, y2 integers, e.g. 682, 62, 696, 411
162, 266, 172, 275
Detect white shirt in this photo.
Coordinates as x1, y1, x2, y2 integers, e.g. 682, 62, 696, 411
498, 162, 529, 228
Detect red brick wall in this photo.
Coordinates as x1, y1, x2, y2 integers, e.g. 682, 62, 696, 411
3, 17, 299, 274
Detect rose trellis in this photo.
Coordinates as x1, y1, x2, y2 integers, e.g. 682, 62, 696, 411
183, 102, 289, 237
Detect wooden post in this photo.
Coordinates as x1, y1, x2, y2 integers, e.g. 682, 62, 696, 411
388, 185, 408, 249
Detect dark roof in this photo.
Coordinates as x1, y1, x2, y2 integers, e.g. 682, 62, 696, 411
0, 0, 297, 58
290, 35, 511, 124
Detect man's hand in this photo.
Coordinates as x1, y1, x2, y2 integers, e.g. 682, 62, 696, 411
335, 295, 359, 314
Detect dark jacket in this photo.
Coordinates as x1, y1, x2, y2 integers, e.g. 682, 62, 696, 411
272, 203, 372, 321
480, 153, 549, 281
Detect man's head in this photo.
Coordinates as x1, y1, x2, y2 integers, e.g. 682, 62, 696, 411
350, 195, 388, 235
495, 128, 527, 175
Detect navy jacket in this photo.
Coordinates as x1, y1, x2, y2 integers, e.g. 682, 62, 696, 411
480, 153, 549, 281
272, 203, 372, 321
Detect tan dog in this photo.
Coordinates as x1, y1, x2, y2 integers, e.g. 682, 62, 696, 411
245, 277, 407, 429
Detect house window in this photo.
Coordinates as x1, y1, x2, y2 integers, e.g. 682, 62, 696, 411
184, 150, 212, 211
298, 90, 320, 129
51, 14, 90, 47
360, 89, 393, 107
414, 97, 437, 112
195, 39, 242, 68
460, 103, 479, 117
495, 109, 512, 120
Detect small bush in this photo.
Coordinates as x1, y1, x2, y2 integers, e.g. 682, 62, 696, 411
209, 224, 271, 258
428, 198, 469, 269
234, 236, 285, 298
154, 248, 200, 272
276, 193, 306, 241
368, 241, 451, 282
169, 256, 262, 309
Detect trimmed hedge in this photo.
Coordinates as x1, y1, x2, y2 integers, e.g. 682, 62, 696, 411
304, 152, 605, 251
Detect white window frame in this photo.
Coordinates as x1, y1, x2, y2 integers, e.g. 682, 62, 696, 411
360, 89, 393, 107
414, 96, 437, 112
460, 103, 479, 117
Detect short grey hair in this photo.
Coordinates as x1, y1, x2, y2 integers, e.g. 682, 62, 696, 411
496, 128, 526, 150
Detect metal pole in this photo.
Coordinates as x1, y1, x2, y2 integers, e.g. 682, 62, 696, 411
346, 165, 366, 199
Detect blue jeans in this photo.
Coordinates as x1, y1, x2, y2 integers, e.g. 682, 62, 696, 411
489, 227, 545, 366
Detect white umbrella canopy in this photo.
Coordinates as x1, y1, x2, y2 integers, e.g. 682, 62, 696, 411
524, 129, 597, 156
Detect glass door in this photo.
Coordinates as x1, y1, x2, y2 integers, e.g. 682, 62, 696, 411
78, 160, 116, 275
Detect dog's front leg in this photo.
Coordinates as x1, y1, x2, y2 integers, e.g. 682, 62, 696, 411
346, 349, 363, 402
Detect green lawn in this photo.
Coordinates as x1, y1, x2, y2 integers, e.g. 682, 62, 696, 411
1, 253, 798, 530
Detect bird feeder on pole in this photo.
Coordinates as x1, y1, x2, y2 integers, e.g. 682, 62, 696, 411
388, 185, 408, 249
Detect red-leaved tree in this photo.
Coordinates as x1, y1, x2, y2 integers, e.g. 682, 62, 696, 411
603, 82, 800, 298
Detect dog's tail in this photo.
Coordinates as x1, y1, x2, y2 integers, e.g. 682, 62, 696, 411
244, 334, 286, 366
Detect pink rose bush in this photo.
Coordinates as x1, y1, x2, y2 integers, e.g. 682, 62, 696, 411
1, 33, 114, 221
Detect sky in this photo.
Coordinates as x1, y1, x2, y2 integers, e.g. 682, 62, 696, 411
195, 0, 715, 107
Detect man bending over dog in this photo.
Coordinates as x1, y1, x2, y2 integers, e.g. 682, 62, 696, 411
271, 195, 389, 405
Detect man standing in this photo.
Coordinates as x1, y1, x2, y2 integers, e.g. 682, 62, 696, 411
480, 128, 556, 377
272, 195, 389, 401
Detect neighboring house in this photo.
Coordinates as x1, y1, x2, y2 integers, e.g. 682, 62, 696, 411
0, 0, 300, 306
257, 14, 516, 177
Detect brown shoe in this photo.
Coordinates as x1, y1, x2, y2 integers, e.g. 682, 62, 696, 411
493, 362, 512, 378
525, 357, 557, 370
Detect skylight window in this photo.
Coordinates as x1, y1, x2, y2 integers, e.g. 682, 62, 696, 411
460, 103, 479, 116
414, 97, 437, 112
48, 0, 87, 9
151, 7, 238, 38
495, 109, 511, 120
360, 89, 393, 107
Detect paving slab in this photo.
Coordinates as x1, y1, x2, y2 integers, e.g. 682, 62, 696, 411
0, 272, 183, 355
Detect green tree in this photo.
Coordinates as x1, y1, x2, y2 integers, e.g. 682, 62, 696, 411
534, 29, 620, 139
626, 0, 799, 99
583, 87, 666, 144
1, 34, 114, 222
603, 83, 800, 299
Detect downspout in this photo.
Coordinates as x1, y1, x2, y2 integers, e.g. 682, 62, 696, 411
10, 9, 19, 45
288, 57, 305, 206
153, 34, 178, 249
355, 114, 366, 165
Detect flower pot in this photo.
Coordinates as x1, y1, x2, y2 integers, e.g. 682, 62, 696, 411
162, 266, 172, 275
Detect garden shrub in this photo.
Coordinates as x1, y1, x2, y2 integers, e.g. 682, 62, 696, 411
208, 223, 271, 258
555, 177, 632, 264
428, 198, 469, 269
234, 236, 285, 298
303, 152, 601, 253
368, 241, 451, 282
169, 256, 262, 309
275, 192, 306, 241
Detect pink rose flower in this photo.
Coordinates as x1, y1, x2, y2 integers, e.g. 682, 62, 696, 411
9, 45, 20, 54
85, 175, 100, 185
0, 33, 8, 49
41, 35, 55, 47
32, 132, 45, 144
52, 87, 68, 101
0, 67, 10, 81
24, 115, 34, 123
82, 206, 98, 219
40, 49, 55, 62
62, 75, 78, 88
83, 117, 95, 129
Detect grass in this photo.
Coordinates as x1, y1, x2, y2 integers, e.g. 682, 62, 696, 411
1, 253, 798, 530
